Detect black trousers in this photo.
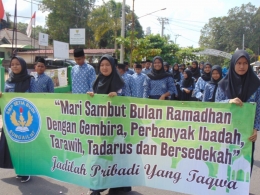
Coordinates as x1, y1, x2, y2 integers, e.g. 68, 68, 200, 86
0, 129, 13, 169
251, 142, 255, 175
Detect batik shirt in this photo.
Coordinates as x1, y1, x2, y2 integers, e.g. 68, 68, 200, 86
34, 73, 54, 93
4, 78, 36, 92
71, 63, 96, 93
131, 73, 147, 98
215, 86, 260, 131
174, 73, 184, 86
126, 68, 135, 75
193, 77, 208, 100
180, 80, 195, 91
143, 76, 177, 98
202, 83, 216, 102
142, 68, 151, 74
118, 72, 132, 97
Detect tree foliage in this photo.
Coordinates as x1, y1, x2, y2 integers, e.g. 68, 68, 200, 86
176, 47, 203, 63
116, 35, 161, 62
88, 0, 143, 49
117, 34, 179, 64
145, 34, 179, 64
40, 0, 95, 47
199, 3, 260, 55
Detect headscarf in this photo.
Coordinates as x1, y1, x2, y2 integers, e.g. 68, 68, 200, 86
93, 54, 125, 94
7, 56, 32, 92
218, 50, 260, 102
201, 62, 212, 81
208, 65, 222, 102
182, 69, 194, 88
190, 60, 201, 80
163, 62, 170, 73
147, 56, 172, 80
172, 63, 181, 82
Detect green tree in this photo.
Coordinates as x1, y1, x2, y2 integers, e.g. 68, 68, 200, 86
88, 0, 143, 50
117, 35, 161, 62
176, 47, 201, 63
17, 22, 27, 34
40, 0, 95, 47
199, 3, 260, 65
145, 34, 179, 64
88, 0, 121, 51
117, 34, 179, 64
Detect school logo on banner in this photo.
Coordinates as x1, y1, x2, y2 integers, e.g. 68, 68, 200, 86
3, 98, 41, 143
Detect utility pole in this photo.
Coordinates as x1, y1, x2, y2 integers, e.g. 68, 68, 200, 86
174, 34, 181, 44
130, 0, 135, 67
119, 0, 125, 63
242, 34, 245, 50
158, 17, 168, 37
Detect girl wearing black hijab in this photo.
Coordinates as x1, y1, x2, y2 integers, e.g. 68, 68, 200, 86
87, 55, 131, 195
0, 56, 35, 183
193, 62, 212, 101
172, 63, 183, 100
143, 56, 177, 100
163, 62, 171, 73
4, 56, 35, 92
202, 65, 222, 102
172, 63, 182, 83
87, 54, 124, 97
180, 69, 195, 101
215, 50, 260, 174
190, 60, 201, 81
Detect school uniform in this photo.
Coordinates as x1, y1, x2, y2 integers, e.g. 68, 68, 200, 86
180, 69, 195, 101
143, 56, 177, 99
4, 78, 36, 93
193, 63, 212, 100
172, 66, 183, 100
202, 65, 222, 102
203, 83, 216, 102
193, 77, 208, 100
215, 50, 260, 175
118, 72, 132, 96
126, 68, 135, 75
142, 67, 151, 74
71, 63, 96, 93
131, 72, 147, 98
0, 56, 34, 183
91, 54, 130, 195
34, 73, 54, 93
190, 61, 201, 81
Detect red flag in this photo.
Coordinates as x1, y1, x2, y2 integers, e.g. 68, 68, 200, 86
26, 12, 36, 38
0, 0, 7, 21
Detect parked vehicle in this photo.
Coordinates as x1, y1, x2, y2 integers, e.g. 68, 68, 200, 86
44, 58, 76, 69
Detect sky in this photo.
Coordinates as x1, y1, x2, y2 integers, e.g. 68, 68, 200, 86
3, 0, 260, 48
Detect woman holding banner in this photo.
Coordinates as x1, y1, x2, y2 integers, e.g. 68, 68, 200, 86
0, 56, 35, 183
215, 50, 260, 174
87, 54, 131, 195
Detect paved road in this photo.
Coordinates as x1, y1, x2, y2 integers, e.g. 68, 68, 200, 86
0, 116, 259, 195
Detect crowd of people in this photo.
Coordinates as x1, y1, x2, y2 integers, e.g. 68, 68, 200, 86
0, 48, 259, 195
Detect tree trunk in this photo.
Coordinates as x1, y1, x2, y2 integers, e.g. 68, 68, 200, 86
114, 30, 118, 59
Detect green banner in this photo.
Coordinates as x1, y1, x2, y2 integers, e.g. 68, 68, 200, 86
0, 93, 256, 195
